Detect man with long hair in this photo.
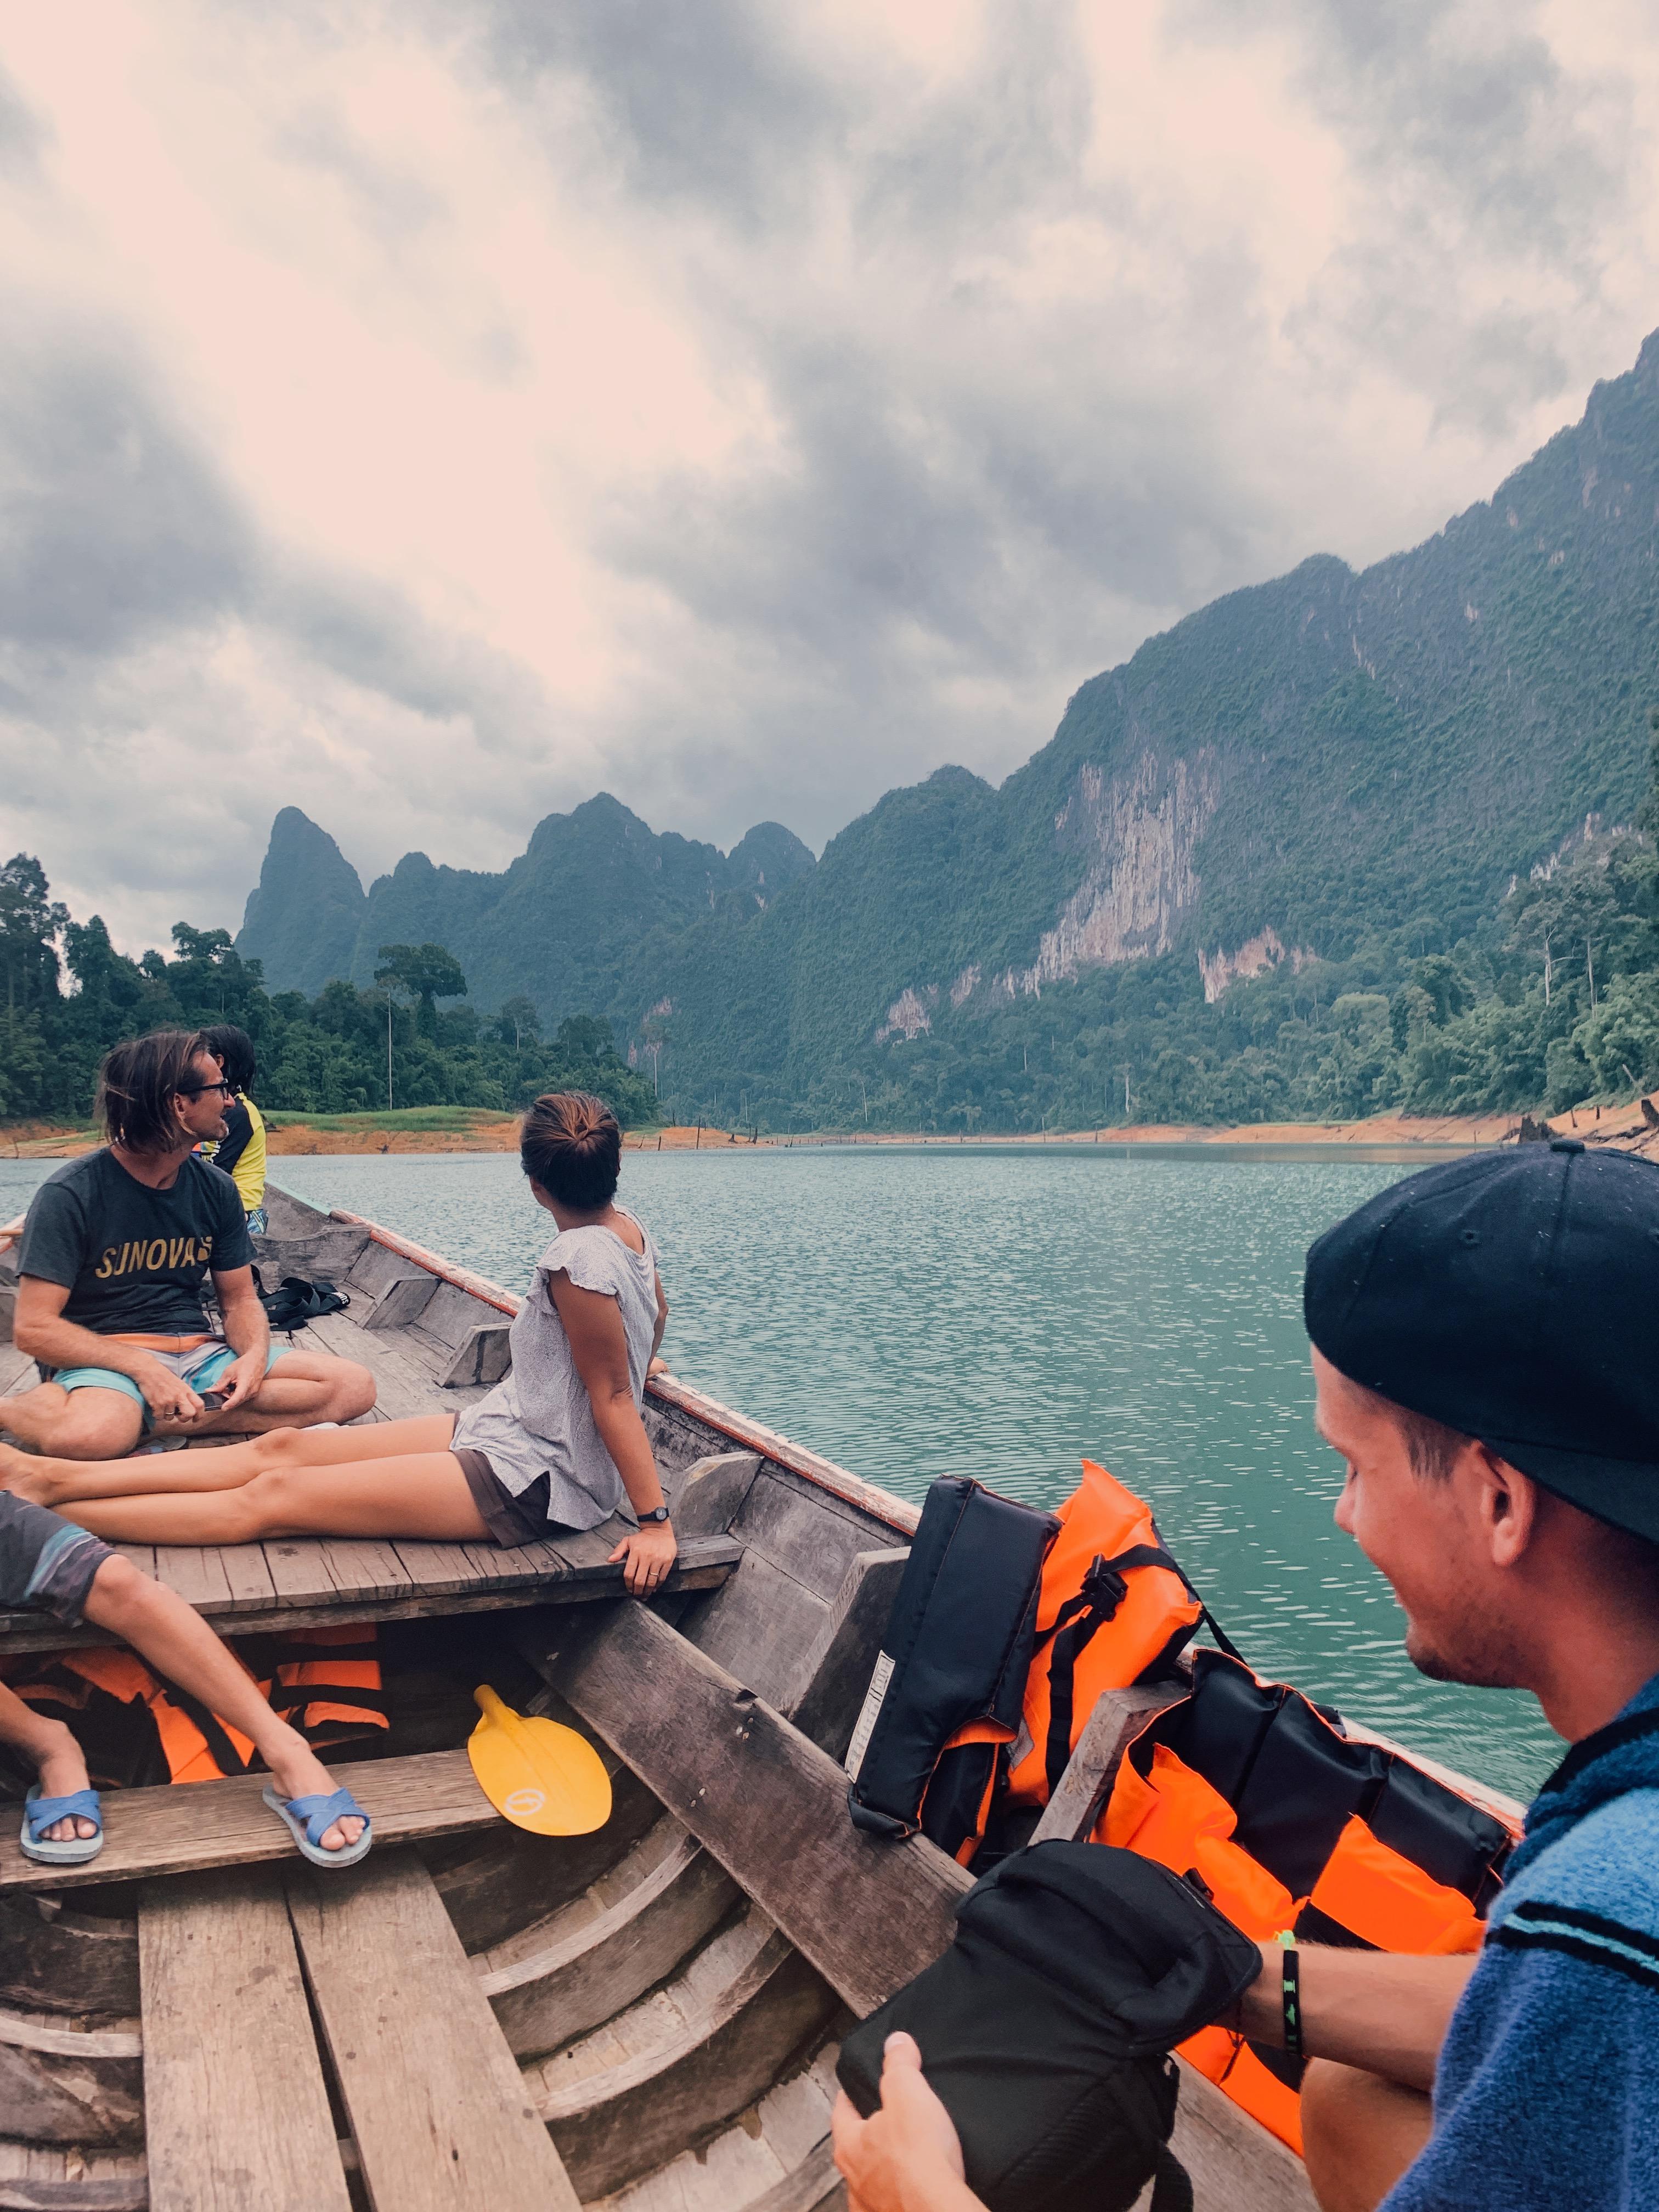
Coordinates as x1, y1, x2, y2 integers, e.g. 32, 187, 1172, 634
4, 1030, 373, 1459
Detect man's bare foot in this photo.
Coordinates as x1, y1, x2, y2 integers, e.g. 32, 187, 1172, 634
264, 1742, 366, 1853
34, 1728, 98, 1843
0, 1444, 59, 1506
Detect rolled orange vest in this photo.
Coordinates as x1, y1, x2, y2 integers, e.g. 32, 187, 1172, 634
906, 1460, 1207, 1863
1097, 1651, 1517, 2154
4, 1624, 386, 1788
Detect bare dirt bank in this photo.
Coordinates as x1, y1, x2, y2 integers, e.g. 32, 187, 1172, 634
8, 1104, 1657, 1161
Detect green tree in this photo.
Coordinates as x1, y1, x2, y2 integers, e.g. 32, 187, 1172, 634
374, 943, 469, 1042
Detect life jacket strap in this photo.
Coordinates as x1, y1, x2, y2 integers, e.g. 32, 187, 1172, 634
1148, 2143, 1194, 2212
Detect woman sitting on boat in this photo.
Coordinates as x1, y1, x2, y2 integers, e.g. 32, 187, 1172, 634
0, 1093, 679, 1598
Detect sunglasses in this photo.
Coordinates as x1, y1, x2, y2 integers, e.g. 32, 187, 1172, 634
178, 1080, 235, 1099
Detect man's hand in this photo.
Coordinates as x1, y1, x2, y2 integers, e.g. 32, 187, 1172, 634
135, 1357, 205, 1427
210, 1348, 266, 1417
832, 2033, 983, 2212
608, 1518, 678, 1597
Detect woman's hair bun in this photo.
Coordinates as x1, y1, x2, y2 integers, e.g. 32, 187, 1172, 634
521, 1090, 621, 1211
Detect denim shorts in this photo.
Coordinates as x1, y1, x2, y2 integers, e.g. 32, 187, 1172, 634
46, 1340, 290, 1435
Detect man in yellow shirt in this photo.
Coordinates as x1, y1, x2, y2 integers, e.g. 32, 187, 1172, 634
198, 1025, 268, 1232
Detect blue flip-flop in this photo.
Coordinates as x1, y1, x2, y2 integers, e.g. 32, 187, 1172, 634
262, 1784, 373, 1869
20, 1784, 103, 1867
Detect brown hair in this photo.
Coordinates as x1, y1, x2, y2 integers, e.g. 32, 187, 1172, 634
97, 1029, 213, 1153
520, 1091, 621, 1212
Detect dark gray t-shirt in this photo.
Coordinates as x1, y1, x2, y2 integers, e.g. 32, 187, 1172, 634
17, 1150, 253, 1335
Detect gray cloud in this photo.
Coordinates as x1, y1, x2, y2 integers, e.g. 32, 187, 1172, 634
0, 331, 252, 654
3, 0, 1658, 950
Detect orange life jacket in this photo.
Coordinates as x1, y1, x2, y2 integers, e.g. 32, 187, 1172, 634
4, 1625, 386, 1788
1097, 1652, 1517, 2155
920, 1459, 1206, 1862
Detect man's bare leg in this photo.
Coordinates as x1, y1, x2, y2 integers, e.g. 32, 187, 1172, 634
0, 1383, 143, 1460
1301, 2059, 1433, 2212
80, 1558, 367, 1850
0, 1416, 457, 1508
151, 1351, 376, 1440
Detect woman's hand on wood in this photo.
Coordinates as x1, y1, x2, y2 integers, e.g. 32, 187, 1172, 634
610, 1517, 678, 1596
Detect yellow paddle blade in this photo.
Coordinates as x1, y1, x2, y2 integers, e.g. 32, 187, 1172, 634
467, 1685, 612, 1836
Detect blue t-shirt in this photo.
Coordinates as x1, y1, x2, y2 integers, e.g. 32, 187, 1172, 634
1383, 1673, 1659, 2209
17, 1149, 252, 1336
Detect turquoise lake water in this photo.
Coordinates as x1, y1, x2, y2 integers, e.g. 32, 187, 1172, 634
1, 1144, 1561, 1799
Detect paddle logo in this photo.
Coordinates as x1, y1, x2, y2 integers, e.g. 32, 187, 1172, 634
505, 1787, 546, 1819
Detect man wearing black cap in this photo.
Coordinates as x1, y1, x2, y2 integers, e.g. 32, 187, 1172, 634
1230, 1138, 1659, 2210
829, 1138, 1659, 2212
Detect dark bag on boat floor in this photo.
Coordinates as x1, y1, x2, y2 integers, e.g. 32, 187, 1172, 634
253, 1270, 349, 1331
837, 1839, 1260, 2212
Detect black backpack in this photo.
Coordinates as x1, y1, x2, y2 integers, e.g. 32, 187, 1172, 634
254, 1271, 350, 1332
837, 1841, 1260, 2212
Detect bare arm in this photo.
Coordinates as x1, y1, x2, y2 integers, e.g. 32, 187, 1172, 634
14, 1278, 204, 1424
1228, 1943, 1476, 2094
548, 1270, 676, 1594
208, 1265, 272, 1414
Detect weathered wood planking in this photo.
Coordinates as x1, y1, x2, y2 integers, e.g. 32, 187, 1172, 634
540, 1603, 973, 2018
0, 1534, 742, 1655
1031, 1683, 1188, 1846
288, 1849, 582, 2212
0, 1749, 498, 1893
139, 1866, 350, 2212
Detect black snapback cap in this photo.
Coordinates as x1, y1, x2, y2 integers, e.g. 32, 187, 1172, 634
1304, 1140, 1659, 1542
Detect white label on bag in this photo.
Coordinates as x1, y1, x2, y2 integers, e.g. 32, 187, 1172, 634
844, 1651, 895, 1782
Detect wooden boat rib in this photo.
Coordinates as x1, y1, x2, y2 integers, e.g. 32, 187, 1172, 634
0, 1179, 1506, 2210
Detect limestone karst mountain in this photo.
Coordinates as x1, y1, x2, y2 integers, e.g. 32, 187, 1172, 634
238, 330, 1659, 1119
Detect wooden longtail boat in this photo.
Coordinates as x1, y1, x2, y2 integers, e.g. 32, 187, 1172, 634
0, 1187, 1523, 2212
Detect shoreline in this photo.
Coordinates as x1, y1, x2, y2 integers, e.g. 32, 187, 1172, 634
5, 1102, 1655, 1161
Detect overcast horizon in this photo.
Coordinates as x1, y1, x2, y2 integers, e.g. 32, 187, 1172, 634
6, 2, 1659, 953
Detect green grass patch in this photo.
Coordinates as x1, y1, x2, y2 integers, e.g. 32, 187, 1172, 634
262, 1106, 518, 1132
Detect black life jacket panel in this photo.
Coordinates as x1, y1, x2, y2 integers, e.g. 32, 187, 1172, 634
845, 1476, 1058, 1843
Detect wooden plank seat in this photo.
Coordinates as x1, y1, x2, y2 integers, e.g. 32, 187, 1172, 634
0, 1748, 500, 1894
0, 1533, 743, 1657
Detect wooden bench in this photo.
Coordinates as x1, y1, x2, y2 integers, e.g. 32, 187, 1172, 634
0, 1532, 743, 1657
0, 1747, 501, 1893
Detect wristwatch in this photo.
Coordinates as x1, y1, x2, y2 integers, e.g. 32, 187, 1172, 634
639, 1505, 672, 1525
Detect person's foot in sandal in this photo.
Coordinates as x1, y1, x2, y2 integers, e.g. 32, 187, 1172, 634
23, 1726, 101, 1856
264, 1743, 368, 1856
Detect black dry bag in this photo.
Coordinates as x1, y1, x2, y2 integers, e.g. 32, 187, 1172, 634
837, 1840, 1261, 2212
256, 1273, 350, 1331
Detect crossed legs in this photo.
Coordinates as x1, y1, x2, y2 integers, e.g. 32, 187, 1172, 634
1, 1352, 376, 1459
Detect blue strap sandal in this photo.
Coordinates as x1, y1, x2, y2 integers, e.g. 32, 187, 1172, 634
262, 1784, 373, 1868
20, 1785, 104, 1867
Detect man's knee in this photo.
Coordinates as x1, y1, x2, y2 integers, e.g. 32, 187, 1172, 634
82, 1552, 150, 1624
1302, 2059, 1432, 2212
37, 1391, 142, 1460
317, 1359, 375, 1421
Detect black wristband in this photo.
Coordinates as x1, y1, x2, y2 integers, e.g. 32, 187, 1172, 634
1282, 1946, 1303, 2062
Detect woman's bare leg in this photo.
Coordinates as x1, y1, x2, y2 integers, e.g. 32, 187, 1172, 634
53, 1452, 494, 1548
0, 1417, 457, 1509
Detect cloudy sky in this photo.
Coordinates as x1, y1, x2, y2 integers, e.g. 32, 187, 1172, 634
4, 0, 1659, 951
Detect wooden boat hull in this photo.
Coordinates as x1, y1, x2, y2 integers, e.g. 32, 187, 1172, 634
0, 1181, 1511, 2209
